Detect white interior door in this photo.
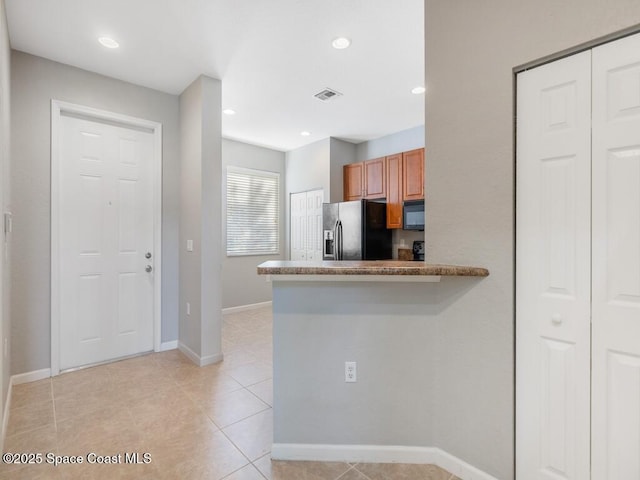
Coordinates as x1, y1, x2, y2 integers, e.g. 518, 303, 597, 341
305, 189, 323, 261
290, 189, 323, 261
290, 191, 306, 260
591, 32, 640, 480
58, 113, 155, 371
516, 51, 592, 480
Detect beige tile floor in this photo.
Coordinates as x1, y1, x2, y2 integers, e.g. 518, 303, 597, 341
1, 306, 458, 480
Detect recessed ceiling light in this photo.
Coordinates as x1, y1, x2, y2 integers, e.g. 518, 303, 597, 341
98, 36, 119, 49
411, 86, 426, 95
223, 109, 236, 115
331, 37, 351, 49
300, 131, 311, 137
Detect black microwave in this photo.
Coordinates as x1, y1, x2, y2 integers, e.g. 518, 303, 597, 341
403, 200, 424, 230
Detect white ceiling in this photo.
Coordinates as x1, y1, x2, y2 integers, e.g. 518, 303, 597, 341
5, 0, 424, 152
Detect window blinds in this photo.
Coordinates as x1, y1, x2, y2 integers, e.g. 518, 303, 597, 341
226, 167, 280, 256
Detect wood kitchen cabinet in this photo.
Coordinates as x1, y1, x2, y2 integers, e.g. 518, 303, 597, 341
343, 149, 424, 227
343, 162, 364, 201
343, 158, 386, 201
402, 148, 424, 201
363, 157, 386, 199
385, 153, 403, 229
386, 148, 424, 229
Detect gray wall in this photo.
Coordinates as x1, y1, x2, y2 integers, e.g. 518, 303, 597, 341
285, 138, 331, 196
273, 281, 442, 447
178, 76, 223, 362
328, 138, 356, 203
425, 2, 640, 479
221, 139, 285, 309
0, 0, 10, 417
285, 138, 331, 257
10, 51, 180, 374
355, 125, 424, 162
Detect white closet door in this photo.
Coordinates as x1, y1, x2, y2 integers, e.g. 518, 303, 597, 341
516, 51, 592, 480
305, 189, 324, 261
592, 32, 640, 480
290, 189, 324, 261
290, 192, 306, 260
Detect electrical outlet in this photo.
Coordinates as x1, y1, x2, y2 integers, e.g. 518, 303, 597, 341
345, 361, 357, 383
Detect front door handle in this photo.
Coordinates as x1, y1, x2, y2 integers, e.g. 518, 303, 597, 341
145, 265, 152, 273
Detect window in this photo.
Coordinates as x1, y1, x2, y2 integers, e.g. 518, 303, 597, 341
226, 166, 280, 256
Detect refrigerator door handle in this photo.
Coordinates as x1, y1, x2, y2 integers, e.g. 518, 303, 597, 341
337, 220, 343, 260
333, 220, 339, 260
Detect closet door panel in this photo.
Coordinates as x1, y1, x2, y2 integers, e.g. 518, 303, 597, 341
516, 51, 592, 480
592, 31, 640, 480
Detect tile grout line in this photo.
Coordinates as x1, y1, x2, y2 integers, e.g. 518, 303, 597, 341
176, 363, 271, 480
214, 414, 261, 476
243, 382, 273, 408
217, 314, 273, 479
334, 465, 361, 480
219, 315, 272, 478
350, 465, 375, 480
181, 380, 271, 431
217, 460, 268, 480
250, 452, 272, 480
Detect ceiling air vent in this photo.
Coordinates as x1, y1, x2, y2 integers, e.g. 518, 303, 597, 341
314, 88, 343, 101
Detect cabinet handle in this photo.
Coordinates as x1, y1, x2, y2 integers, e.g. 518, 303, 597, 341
551, 313, 562, 325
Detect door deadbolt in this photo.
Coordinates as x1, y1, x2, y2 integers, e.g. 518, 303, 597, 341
145, 252, 152, 259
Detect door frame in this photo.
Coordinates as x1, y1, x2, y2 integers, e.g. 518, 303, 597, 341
50, 100, 163, 375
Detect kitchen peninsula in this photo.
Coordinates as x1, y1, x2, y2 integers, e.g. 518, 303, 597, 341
257, 260, 490, 474
258, 260, 488, 280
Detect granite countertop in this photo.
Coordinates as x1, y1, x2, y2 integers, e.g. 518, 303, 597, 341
257, 260, 489, 277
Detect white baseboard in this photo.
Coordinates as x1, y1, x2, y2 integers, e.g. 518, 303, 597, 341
2, 367, 53, 449
436, 449, 498, 480
199, 352, 223, 367
178, 341, 223, 367
11, 368, 51, 385
159, 340, 178, 352
0, 377, 12, 455
270, 444, 499, 480
222, 301, 272, 315
271, 444, 438, 464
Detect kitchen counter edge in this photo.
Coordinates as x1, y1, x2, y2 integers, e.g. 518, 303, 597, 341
256, 260, 489, 278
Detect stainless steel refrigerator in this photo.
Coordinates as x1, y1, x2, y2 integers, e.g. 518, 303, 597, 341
322, 200, 392, 260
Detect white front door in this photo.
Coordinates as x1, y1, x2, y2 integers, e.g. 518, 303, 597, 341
58, 112, 155, 371
516, 50, 592, 480
591, 33, 640, 480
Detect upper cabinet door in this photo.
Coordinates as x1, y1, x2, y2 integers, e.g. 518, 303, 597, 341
363, 157, 386, 199
343, 162, 364, 201
385, 153, 403, 229
402, 148, 424, 201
